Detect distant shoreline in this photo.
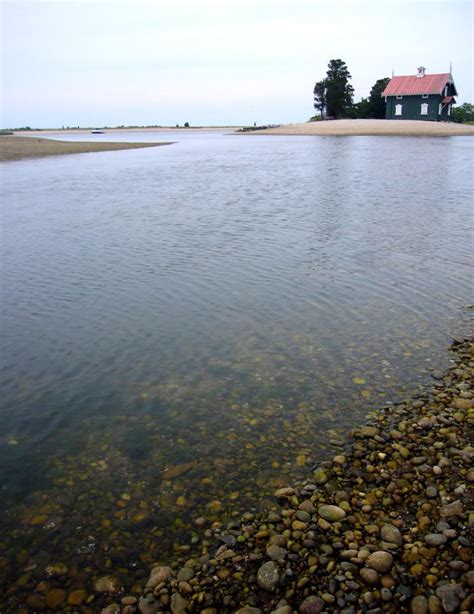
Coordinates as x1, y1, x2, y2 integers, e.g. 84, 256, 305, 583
0, 136, 173, 162
12, 127, 241, 136
11, 120, 474, 138
243, 119, 474, 137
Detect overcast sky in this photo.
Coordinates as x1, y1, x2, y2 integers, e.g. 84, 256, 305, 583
1, 0, 472, 128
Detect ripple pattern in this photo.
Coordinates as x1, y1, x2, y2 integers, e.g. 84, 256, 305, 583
0, 132, 473, 492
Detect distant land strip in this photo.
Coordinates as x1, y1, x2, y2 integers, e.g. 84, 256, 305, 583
0, 136, 173, 162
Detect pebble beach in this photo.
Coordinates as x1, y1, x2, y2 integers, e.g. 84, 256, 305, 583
90, 338, 473, 614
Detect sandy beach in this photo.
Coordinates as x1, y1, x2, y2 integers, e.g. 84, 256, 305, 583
0, 136, 172, 162
248, 119, 474, 137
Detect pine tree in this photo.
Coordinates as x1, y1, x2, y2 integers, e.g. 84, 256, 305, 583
314, 59, 354, 119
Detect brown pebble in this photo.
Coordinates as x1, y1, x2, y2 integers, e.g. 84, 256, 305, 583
367, 551, 393, 573
46, 589, 66, 608
411, 595, 428, 614
299, 595, 325, 614
360, 568, 379, 585
428, 595, 442, 614
68, 589, 88, 605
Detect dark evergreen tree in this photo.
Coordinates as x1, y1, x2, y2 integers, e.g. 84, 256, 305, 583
324, 59, 354, 118
313, 80, 327, 118
346, 97, 370, 119
367, 77, 390, 118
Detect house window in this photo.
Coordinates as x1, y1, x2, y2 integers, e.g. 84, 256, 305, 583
395, 104, 402, 116
421, 103, 428, 115
422, 94, 429, 98
444, 85, 448, 96
448, 105, 451, 116
438, 103, 442, 115
396, 95, 403, 99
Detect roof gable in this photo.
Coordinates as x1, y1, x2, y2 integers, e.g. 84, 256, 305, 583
383, 73, 453, 96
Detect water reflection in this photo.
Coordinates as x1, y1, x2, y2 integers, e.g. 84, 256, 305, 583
0, 133, 472, 603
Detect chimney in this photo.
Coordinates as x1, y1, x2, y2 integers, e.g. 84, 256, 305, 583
416, 66, 426, 78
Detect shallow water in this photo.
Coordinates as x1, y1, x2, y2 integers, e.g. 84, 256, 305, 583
0, 131, 473, 599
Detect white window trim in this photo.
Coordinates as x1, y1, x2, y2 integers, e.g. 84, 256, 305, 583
420, 103, 428, 115
422, 94, 429, 99
396, 95, 403, 100
438, 103, 442, 115
395, 104, 403, 116
448, 105, 451, 116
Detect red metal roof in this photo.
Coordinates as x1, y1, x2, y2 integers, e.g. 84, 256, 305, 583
383, 73, 451, 96
441, 95, 455, 103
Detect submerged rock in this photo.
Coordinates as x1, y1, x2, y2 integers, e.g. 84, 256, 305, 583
162, 461, 195, 480
93, 575, 122, 594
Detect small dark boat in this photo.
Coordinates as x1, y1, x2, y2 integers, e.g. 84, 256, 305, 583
91, 130, 104, 134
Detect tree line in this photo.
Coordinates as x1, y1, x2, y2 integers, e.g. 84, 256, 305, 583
313, 59, 388, 120
313, 59, 473, 123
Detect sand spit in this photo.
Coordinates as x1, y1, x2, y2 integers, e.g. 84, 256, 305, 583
245, 119, 474, 137
111, 339, 473, 614
14, 127, 240, 136
0, 136, 172, 162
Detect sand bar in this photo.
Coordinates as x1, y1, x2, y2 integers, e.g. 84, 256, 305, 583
15, 127, 240, 136
247, 118, 474, 137
0, 136, 173, 162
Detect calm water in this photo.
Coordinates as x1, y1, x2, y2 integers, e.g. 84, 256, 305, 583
0, 131, 473, 600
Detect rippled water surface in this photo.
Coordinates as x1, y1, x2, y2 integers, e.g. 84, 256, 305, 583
0, 131, 473, 601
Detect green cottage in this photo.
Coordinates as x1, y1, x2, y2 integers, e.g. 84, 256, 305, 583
382, 67, 457, 121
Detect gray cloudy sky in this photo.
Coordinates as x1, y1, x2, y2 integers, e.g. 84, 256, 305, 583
1, 0, 473, 128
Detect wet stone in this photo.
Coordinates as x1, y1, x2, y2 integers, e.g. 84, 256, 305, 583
381, 524, 403, 547
424, 533, 448, 547
257, 561, 280, 591
93, 575, 122, 593
299, 595, 325, 614
360, 426, 379, 437
313, 468, 328, 484
170, 592, 189, 614
435, 583, 466, 612
138, 595, 160, 614
26, 594, 45, 610
275, 487, 295, 498
146, 565, 173, 588
367, 551, 393, 573
410, 595, 428, 614
163, 461, 194, 480
360, 568, 380, 585
46, 589, 66, 608
440, 500, 463, 517
176, 567, 194, 583
318, 504, 346, 522
266, 544, 287, 561
67, 589, 88, 605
